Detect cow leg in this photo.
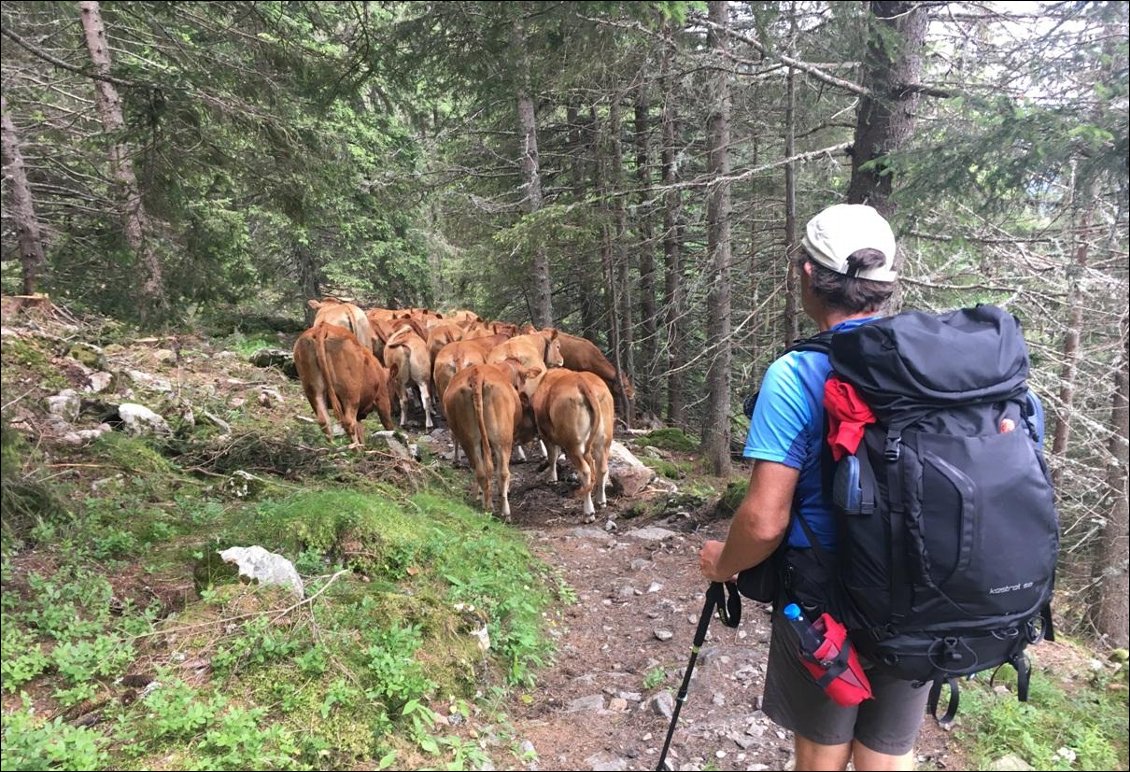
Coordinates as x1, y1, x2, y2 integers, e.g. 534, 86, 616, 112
399, 390, 409, 429
418, 381, 434, 430
515, 444, 528, 463
568, 449, 596, 522
539, 439, 549, 460
497, 442, 513, 521
304, 384, 335, 444
469, 444, 491, 513
594, 448, 609, 508
546, 444, 561, 482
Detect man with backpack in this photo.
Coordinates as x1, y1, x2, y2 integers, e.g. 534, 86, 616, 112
698, 202, 1058, 772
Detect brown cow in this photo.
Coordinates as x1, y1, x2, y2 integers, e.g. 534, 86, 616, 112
485, 329, 565, 461
308, 298, 376, 355
293, 324, 394, 448
485, 329, 564, 399
531, 369, 615, 521
557, 332, 635, 406
383, 326, 435, 430
444, 309, 482, 327
432, 333, 512, 417
443, 360, 540, 519
426, 322, 466, 368
368, 312, 424, 363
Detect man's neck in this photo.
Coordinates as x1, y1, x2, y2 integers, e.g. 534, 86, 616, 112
815, 309, 877, 332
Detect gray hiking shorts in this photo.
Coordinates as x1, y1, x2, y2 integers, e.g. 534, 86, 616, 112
762, 607, 930, 755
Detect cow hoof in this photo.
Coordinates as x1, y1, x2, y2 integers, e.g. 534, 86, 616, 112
583, 512, 596, 524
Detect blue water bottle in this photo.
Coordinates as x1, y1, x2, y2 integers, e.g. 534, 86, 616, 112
782, 602, 824, 655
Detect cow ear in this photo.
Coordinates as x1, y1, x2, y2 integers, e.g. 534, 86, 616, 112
549, 328, 559, 340
307, 299, 322, 310
524, 366, 544, 381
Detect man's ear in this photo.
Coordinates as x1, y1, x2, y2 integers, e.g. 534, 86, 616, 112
802, 260, 814, 278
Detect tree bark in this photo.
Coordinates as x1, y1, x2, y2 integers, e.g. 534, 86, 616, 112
782, 4, 801, 346
635, 84, 658, 417
1051, 180, 1095, 486
1089, 309, 1129, 647
845, 0, 928, 219
609, 97, 634, 425
660, 29, 686, 427
592, 105, 623, 401
569, 103, 599, 341
0, 95, 47, 295
513, 18, 552, 328
702, 0, 733, 477
79, 0, 168, 321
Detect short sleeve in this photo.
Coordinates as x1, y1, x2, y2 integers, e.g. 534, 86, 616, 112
743, 355, 814, 469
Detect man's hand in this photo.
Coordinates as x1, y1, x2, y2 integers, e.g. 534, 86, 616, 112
697, 460, 798, 583
699, 540, 738, 583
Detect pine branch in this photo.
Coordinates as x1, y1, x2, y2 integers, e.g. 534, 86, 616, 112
1, 25, 136, 88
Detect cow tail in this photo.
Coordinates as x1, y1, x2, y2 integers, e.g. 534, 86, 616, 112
315, 326, 346, 424
472, 371, 494, 485
576, 377, 602, 455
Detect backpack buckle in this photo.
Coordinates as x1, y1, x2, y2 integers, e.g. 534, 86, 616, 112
884, 436, 902, 462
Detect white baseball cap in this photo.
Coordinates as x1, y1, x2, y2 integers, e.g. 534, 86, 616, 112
800, 204, 897, 282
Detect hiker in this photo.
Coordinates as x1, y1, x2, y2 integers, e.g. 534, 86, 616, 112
698, 203, 924, 772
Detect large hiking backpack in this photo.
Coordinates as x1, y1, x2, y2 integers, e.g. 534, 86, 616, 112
742, 305, 1061, 720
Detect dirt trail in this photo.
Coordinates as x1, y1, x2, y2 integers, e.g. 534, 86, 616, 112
427, 426, 966, 772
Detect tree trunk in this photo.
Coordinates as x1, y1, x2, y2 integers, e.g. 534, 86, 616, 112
702, 0, 733, 477
592, 105, 623, 397
1051, 181, 1095, 486
782, 5, 800, 346
1089, 309, 1129, 647
79, 0, 168, 321
660, 29, 686, 427
513, 18, 552, 328
0, 95, 47, 295
635, 84, 658, 417
845, 0, 928, 219
610, 97, 634, 425
298, 244, 320, 327
569, 103, 598, 340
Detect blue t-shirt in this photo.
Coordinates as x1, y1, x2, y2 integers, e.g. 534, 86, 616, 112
744, 317, 1049, 551
743, 318, 879, 551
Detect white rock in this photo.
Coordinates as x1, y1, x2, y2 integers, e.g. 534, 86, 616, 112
654, 629, 674, 641
46, 389, 80, 423
118, 403, 171, 436
60, 424, 113, 446
625, 526, 678, 542
126, 369, 173, 392
218, 545, 304, 598
607, 440, 656, 497
85, 371, 115, 393
470, 625, 490, 653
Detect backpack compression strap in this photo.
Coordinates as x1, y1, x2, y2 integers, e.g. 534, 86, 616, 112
927, 677, 960, 725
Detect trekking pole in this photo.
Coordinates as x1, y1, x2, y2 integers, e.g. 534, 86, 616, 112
656, 581, 741, 772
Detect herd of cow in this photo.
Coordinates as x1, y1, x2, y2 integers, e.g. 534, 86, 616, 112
292, 297, 635, 521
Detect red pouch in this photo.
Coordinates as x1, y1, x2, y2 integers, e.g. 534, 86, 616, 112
798, 613, 874, 707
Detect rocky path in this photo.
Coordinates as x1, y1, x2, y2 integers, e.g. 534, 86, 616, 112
464, 450, 967, 772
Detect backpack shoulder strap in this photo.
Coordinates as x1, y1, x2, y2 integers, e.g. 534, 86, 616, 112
784, 330, 835, 357
743, 331, 836, 418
